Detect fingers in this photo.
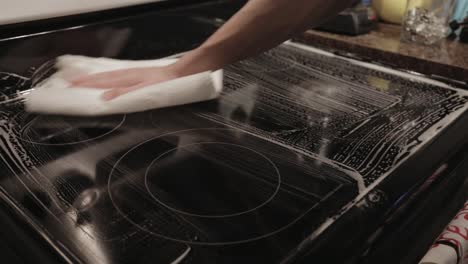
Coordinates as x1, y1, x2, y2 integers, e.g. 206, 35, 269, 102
67, 66, 172, 101
70, 70, 139, 89
101, 82, 150, 101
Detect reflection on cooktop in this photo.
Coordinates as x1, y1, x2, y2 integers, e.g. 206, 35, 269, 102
0, 41, 467, 263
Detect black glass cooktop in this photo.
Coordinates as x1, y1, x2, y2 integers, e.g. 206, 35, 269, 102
1, 1, 468, 263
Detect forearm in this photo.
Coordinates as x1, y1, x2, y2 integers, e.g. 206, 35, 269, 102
170, 0, 352, 76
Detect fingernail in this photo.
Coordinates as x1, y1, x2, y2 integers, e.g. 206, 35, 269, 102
69, 80, 81, 86
102, 92, 115, 101
102, 92, 119, 101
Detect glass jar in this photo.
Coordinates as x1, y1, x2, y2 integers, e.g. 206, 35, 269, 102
401, 0, 457, 45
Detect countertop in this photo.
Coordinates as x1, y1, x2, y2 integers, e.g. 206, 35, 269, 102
295, 23, 468, 85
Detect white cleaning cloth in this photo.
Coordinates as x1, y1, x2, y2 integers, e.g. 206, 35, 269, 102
24, 55, 223, 116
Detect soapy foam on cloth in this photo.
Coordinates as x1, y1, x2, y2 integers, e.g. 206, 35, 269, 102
23, 55, 223, 116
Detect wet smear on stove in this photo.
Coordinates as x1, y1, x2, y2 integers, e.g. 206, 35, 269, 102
0, 72, 31, 103
0, 41, 467, 263
0, 102, 127, 226
198, 43, 468, 187
0, 109, 62, 221
236, 49, 299, 73
0, 110, 195, 263
0, 59, 56, 104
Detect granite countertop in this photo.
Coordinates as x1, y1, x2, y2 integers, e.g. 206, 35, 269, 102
295, 23, 468, 85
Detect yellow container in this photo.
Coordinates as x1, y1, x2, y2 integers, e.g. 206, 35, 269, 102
372, 0, 432, 24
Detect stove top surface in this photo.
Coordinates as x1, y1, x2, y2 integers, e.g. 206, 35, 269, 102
1, 2, 468, 263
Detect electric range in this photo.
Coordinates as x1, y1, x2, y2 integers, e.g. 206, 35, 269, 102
1, 1, 468, 263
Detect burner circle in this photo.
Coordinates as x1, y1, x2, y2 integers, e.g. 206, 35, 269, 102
144, 142, 281, 218
13, 112, 125, 146
107, 128, 309, 246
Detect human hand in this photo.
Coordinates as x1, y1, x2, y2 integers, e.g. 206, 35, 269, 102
70, 66, 181, 101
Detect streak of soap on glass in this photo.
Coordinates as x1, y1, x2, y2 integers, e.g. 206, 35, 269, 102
401, 0, 457, 45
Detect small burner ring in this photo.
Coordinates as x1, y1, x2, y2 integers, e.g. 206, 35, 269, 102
144, 141, 281, 218
12, 112, 126, 146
